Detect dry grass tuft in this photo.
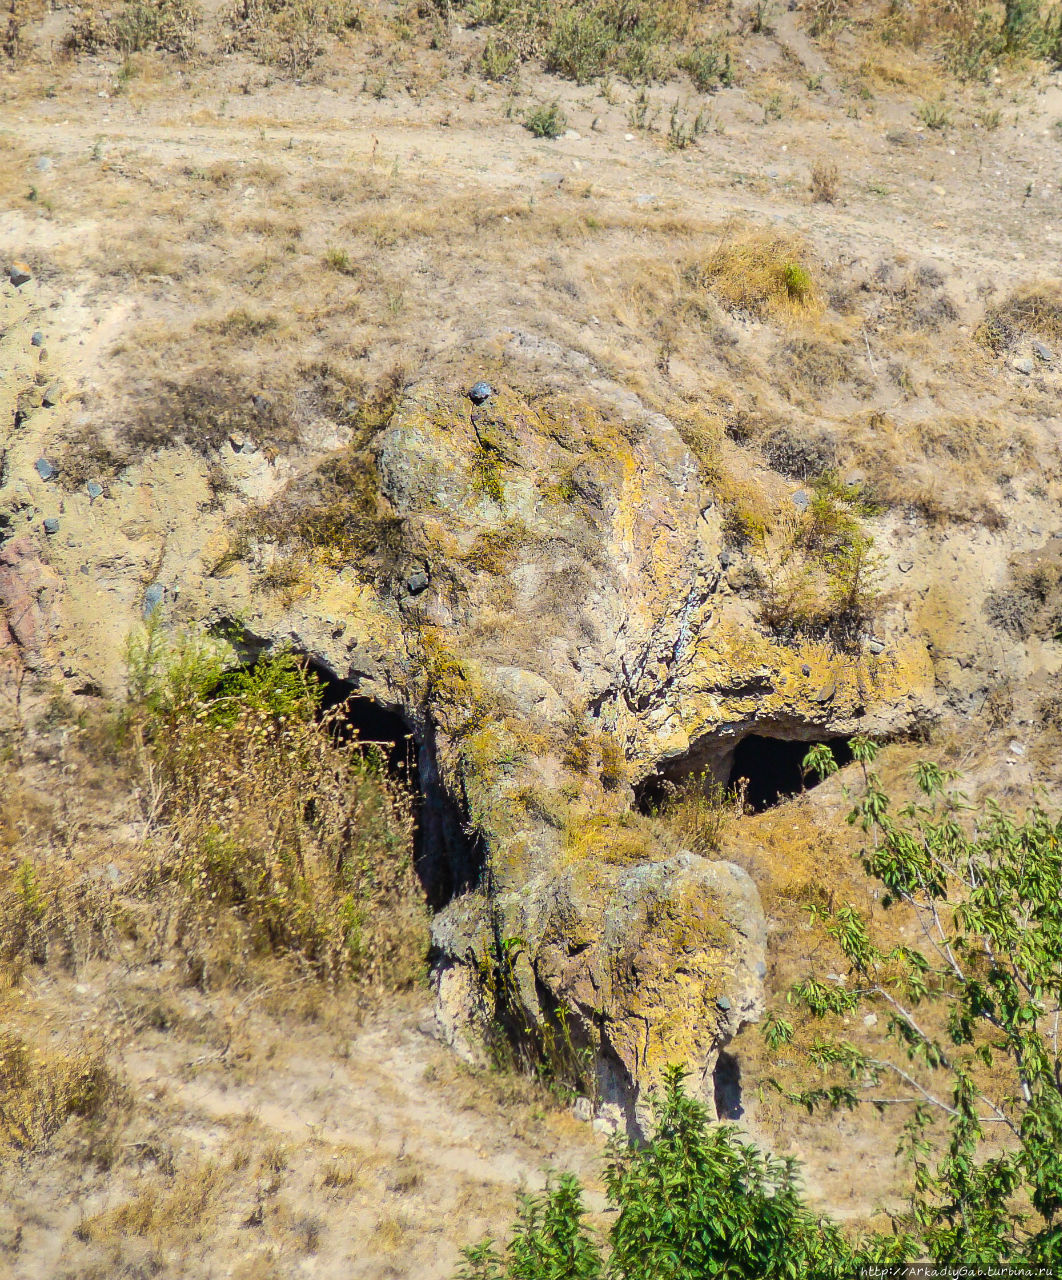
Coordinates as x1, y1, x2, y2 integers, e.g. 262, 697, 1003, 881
977, 281, 1062, 354
0, 634, 429, 997
984, 545, 1062, 641
78, 1159, 228, 1245
810, 159, 840, 204
225, 0, 362, 77
0, 1032, 120, 1163
648, 773, 744, 856
688, 229, 821, 320
126, 632, 428, 989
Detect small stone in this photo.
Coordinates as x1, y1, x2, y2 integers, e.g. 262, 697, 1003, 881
8, 262, 32, 287
30, 330, 44, 347
35, 156, 52, 172
800, 663, 811, 677
863, 1013, 878, 1028
407, 568, 430, 595
1033, 340, 1053, 362
42, 517, 60, 535
898, 560, 914, 573
1012, 357, 1035, 375
251, 394, 273, 414
142, 583, 165, 618
718, 549, 734, 569
468, 380, 493, 406
1007, 740, 1026, 757
34, 457, 57, 481
572, 1097, 593, 1123
790, 489, 810, 511
866, 637, 886, 655
41, 382, 61, 407
240, 441, 257, 454
716, 995, 732, 1011
86, 481, 104, 501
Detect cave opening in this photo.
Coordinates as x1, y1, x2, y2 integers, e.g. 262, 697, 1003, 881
727, 734, 852, 813
221, 653, 480, 910
300, 659, 482, 909
634, 731, 853, 818
712, 1050, 743, 1120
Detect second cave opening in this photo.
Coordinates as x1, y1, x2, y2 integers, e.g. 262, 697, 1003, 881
726, 733, 853, 813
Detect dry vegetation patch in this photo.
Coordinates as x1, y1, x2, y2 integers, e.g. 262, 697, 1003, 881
977, 280, 1062, 353
688, 229, 821, 321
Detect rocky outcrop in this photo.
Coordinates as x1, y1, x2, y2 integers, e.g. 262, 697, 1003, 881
458, 852, 768, 1133
10, 297, 1045, 1128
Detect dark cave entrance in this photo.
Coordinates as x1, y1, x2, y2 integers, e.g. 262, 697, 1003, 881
712, 1050, 743, 1120
297, 657, 482, 909
727, 734, 852, 813
634, 731, 853, 817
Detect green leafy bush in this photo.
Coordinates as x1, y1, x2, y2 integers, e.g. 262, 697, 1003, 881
677, 39, 732, 91
457, 1067, 909, 1278
461, 750, 1062, 1273
777, 743, 1062, 1264
524, 100, 567, 138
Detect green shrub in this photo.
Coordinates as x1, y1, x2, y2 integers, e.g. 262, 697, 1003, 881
676, 40, 731, 92
324, 246, 356, 274
781, 260, 813, 302
755, 478, 879, 646
481, 32, 517, 78
66, 0, 202, 56
462, 755, 1062, 1272
457, 1067, 908, 1278
915, 98, 952, 130
776, 745, 1062, 1265
524, 100, 567, 138
666, 99, 709, 150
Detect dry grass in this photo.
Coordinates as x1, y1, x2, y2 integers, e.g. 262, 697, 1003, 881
0, 639, 428, 996
648, 773, 744, 857
78, 1159, 228, 1244
0, 1031, 120, 1163
847, 410, 1028, 528
809, 159, 840, 204
984, 544, 1062, 641
688, 229, 822, 320
977, 281, 1062, 354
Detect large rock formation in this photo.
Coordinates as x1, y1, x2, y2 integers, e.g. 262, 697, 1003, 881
9, 288, 1056, 1129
